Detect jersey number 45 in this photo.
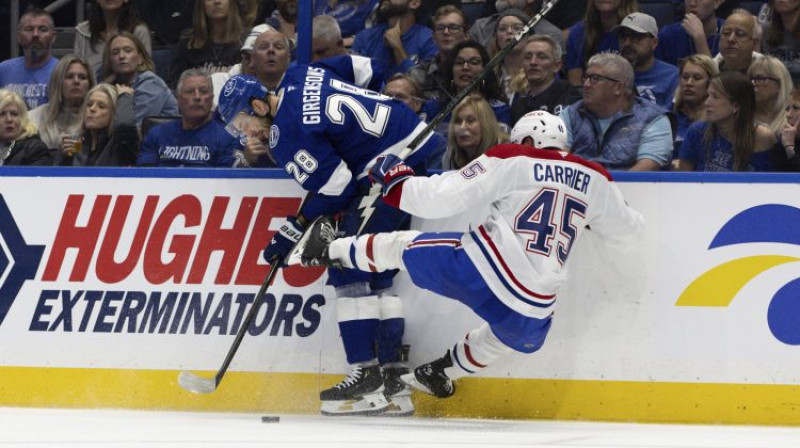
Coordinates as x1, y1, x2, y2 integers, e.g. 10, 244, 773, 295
515, 188, 588, 265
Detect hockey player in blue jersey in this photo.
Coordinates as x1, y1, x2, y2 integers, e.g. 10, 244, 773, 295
289, 111, 644, 399
217, 56, 439, 415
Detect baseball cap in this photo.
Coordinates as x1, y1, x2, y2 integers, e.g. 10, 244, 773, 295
614, 12, 658, 37
242, 24, 274, 52
217, 74, 270, 125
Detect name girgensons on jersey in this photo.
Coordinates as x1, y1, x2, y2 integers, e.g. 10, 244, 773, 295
301, 66, 325, 125
13, 193, 327, 337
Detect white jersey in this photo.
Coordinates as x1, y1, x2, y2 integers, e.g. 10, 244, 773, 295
397, 144, 644, 319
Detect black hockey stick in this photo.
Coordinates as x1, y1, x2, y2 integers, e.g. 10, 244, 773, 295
178, 260, 281, 394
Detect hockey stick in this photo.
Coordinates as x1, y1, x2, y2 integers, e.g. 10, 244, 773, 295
398, 0, 561, 159
178, 260, 281, 394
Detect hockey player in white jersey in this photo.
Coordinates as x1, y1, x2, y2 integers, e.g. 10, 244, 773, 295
289, 110, 644, 398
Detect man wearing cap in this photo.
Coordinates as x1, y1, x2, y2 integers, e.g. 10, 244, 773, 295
469, 0, 563, 50
616, 12, 679, 109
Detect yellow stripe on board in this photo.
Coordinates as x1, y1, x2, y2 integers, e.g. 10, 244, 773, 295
1, 367, 799, 425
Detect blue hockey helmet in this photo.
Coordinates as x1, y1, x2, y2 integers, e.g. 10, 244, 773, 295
217, 74, 271, 124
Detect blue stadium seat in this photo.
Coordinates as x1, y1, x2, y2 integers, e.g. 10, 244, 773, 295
152, 47, 173, 83
638, 1, 677, 30
739, 1, 766, 16
462, 1, 486, 28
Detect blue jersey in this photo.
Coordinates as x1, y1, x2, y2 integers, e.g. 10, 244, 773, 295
270, 63, 436, 218
634, 59, 679, 109
656, 18, 723, 67
565, 21, 619, 71
138, 118, 236, 167
314, 0, 378, 38
351, 23, 438, 77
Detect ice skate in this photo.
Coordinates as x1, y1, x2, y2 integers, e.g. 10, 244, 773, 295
287, 216, 341, 268
401, 351, 456, 398
382, 366, 414, 417
320, 364, 388, 416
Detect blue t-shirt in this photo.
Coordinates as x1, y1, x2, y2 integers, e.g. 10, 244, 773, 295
351, 23, 437, 77
655, 18, 723, 67
314, 0, 378, 38
634, 60, 679, 109
0, 56, 58, 110
679, 121, 773, 172
672, 108, 695, 158
566, 21, 619, 71
137, 118, 236, 167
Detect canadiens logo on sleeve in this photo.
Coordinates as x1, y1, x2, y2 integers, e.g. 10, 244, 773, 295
269, 125, 280, 149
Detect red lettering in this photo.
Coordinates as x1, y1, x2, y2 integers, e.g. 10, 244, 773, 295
96, 196, 158, 284
188, 197, 256, 284
143, 195, 201, 284
235, 197, 298, 285
43, 195, 111, 282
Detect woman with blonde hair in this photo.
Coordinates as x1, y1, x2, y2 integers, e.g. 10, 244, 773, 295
59, 83, 139, 166
748, 55, 793, 136
565, 0, 638, 86
444, 94, 509, 170
672, 54, 718, 161
167, 0, 244, 88
678, 72, 775, 172
102, 32, 178, 126
29, 55, 96, 152
0, 90, 52, 165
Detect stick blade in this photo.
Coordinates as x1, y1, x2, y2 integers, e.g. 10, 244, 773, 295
178, 371, 218, 394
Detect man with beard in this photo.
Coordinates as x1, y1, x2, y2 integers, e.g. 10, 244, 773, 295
266, 0, 298, 39
615, 12, 679, 109
0, 7, 57, 110
469, 0, 563, 51
351, 0, 437, 77
655, 0, 724, 67
558, 52, 673, 171
408, 5, 468, 101
510, 34, 581, 125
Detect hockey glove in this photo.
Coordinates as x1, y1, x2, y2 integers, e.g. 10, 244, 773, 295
263, 216, 304, 264
369, 155, 415, 203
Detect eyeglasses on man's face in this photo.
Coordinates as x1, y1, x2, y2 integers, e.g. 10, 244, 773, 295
581, 73, 621, 85
434, 24, 464, 34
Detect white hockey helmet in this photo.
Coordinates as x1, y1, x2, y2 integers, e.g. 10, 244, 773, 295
509, 110, 567, 150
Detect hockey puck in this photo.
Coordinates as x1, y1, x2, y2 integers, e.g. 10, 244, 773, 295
261, 415, 280, 423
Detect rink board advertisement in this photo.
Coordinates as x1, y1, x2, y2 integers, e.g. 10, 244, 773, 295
0, 168, 799, 425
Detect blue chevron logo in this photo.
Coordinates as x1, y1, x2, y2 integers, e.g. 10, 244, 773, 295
0, 195, 44, 327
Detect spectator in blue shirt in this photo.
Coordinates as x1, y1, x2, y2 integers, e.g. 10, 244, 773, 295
559, 52, 673, 170
314, 0, 378, 45
138, 69, 236, 167
671, 54, 718, 163
678, 71, 776, 171
0, 8, 58, 110
351, 0, 437, 77
656, 0, 724, 67
615, 12, 680, 109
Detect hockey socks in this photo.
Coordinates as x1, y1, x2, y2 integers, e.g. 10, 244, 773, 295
328, 231, 420, 272
447, 323, 514, 380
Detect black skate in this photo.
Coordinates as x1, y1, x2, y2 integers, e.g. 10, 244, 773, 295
401, 351, 456, 398
286, 216, 341, 268
320, 364, 388, 416
382, 366, 414, 417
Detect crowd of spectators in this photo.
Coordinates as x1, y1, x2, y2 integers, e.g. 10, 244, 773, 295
0, 0, 797, 172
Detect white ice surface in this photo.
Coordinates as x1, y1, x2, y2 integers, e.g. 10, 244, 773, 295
1, 408, 800, 448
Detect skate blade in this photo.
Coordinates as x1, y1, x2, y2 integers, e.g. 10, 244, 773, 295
399, 372, 436, 396
320, 394, 389, 416
383, 395, 414, 417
